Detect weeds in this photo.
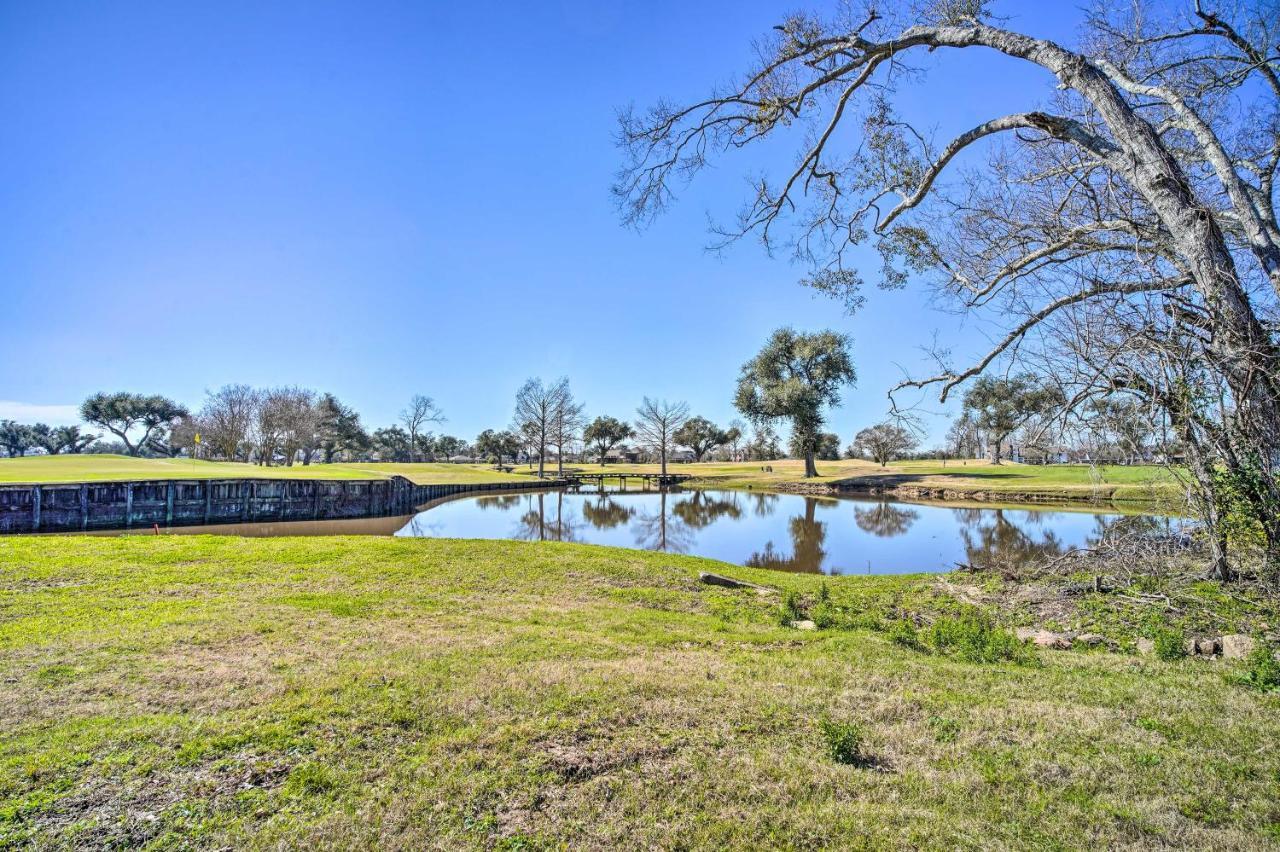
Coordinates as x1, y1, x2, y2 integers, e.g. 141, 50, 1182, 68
1229, 643, 1280, 692
927, 612, 1038, 665
818, 719, 864, 765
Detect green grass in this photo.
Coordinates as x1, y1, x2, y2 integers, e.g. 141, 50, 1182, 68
1, 455, 1180, 505
1, 535, 1276, 848
0, 455, 531, 485
521, 458, 1180, 502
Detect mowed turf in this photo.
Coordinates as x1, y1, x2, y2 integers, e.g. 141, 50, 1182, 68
522, 458, 1179, 501
0, 455, 530, 485
1, 535, 1276, 849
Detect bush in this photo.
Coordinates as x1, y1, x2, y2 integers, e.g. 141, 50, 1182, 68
778, 590, 804, 626
811, 600, 838, 629
927, 612, 1036, 665
818, 718, 864, 765
1230, 643, 1280, 692
887, 619, 923, 650
1151, 626, 1187, 662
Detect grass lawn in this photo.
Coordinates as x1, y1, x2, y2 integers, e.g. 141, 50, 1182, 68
1, 535, 1276, 848
524, 458, 1180, 502
0, 455, 530, 486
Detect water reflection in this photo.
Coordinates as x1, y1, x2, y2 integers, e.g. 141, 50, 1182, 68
108, 487, 1173, 575
854, 503, 919, 538
954, 507, 1066, 570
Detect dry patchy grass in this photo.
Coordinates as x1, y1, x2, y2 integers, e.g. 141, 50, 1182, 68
0, 535, 1276, 849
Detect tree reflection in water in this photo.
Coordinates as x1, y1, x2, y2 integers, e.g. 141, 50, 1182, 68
474, 494, 523, 511
631, 491, 695, 553
512, 491, 581, 542
745, 497, 829, 573
954, 507, 1065, 570
580, 494, 635, 529
671, 490, 743, 529
853, 502, 919, 538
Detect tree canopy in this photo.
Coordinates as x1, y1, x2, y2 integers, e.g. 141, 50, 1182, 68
734, 328, 855, 477
79, 392, 188, 457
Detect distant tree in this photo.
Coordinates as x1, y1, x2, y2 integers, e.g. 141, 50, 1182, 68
400, 395, 445, 463
962, 375, 1064, 465
80, 392, 188, 457
153, 415, 200, 457
0, 421, 35, 458
946, 414, 983, 461
634, 397, 690, 475
673, 416, 729, 462
513, 377, 570, 478
316, 393, 369, 463
851, 422, 918, 468
734, 328, 856, 477
789, 430, 839, 460
433, 435, 467, 460
583, 415, 633, 464
199, 385, 259, 461
746, 422, 782, 461
371, 426, 413, 462
475, 429, 520, 467
725, 419, 746, 461
27, 423, 96, 455
548, 383, 586, 475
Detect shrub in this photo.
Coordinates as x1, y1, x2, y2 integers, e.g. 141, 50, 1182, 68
778, 590, 804, 625
811, 600, 838, 629
1151, 626, 1187, 662
927, 612, 1036, 665
818, 718, 864, 765
887, 619, 923, 651
817, 582, 831, 603
1230, 643, 1280, 692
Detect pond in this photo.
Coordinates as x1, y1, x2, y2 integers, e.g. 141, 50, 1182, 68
140, 487, 1178, 575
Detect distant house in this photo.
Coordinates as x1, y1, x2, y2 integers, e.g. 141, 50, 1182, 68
602, 446, 645, 464
1011, 445, 1072, 465
668, 448, 696, 464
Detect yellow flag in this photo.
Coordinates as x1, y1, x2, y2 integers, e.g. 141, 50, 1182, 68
194, 433, 201, 445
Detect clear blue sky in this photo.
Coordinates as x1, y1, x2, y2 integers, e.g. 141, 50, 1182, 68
1, 0, 1100, 446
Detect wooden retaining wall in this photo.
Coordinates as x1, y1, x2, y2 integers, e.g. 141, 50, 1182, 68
0, 476, 559, 534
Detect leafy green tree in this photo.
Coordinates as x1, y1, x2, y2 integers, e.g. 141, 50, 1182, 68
792, 430, 841, 461
0, 420, 35, 458
371, 426, 413, 462
433, 435, 467, 460
735, 328, 856, 477
80, 392, 188, 457
583, 416, 633, 464
317, 393, 369, 463
673, 416, 729, 462
475, 429, 521, 467
28, 423, 97, 455
961, 375, 1063, 465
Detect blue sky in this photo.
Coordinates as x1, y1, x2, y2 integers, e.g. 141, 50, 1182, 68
1, 0, 1097, 446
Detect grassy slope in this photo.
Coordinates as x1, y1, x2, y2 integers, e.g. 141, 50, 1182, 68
1, 536, 1276, 849
0, 456, 530, 486
523, 458, 1179, 501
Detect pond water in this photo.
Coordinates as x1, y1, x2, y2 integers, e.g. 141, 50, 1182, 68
388, 489, 1176, 574
87, 487, 1176, 574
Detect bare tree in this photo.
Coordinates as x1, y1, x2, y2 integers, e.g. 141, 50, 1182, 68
634, 397, 690, 475
400, 395, 445, 462
199, 384, 260, 461
548, 383, 586, 476
616, 2, 1280, 574
513, 377, 570, 478
851, 422, 919, 468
